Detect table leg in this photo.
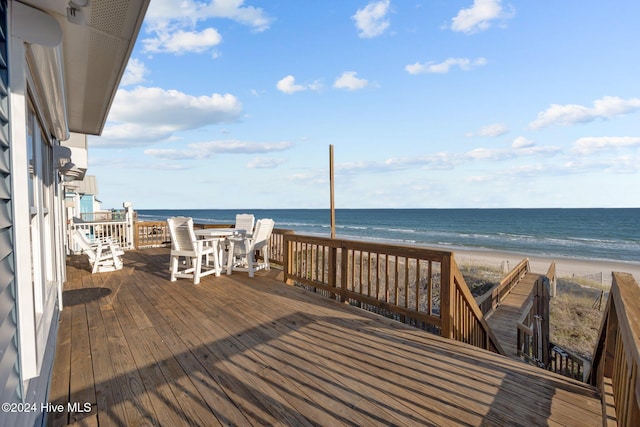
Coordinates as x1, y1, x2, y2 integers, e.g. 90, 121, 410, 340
226, 240, 235, 275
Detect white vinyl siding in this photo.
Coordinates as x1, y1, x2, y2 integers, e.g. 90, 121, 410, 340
0, 1, 23, 423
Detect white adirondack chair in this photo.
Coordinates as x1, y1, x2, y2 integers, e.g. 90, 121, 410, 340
75, 229, 125, 257
227, 218, 275, 277
234, 213, 255, 234
167, 216, 219, 284
73, 229, 123, 274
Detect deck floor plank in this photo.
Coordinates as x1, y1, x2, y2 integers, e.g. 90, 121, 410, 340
49, 248, 603, 426
111, 279, 193, 427
128, 283, 250, 427
167, 273, 407, 426
186, 281, 483, 426
121, 278, 224, 427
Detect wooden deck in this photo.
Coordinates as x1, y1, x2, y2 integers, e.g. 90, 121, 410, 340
485, 272, 540, 359
48, 248, 602, 426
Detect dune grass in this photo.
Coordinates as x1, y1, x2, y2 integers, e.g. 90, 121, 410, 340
457, 263, 504, 297
549, 277, 606, 360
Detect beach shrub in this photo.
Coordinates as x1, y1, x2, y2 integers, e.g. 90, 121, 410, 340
549, 278, 606, 361
457, 264, 503, 296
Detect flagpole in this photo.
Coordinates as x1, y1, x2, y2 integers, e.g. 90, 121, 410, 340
329, 144, 336, 239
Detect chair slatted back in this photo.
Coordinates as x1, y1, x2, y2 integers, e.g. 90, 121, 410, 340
235, 213, 255, 234
73, 230, 94, 256
167, 216, 197, 252
73, 230, 100, 264
252, 219, 274, 249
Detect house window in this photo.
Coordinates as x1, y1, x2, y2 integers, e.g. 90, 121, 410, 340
26, 98, 57, 368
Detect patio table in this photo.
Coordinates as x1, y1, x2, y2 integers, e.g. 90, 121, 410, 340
194, 229, 245, 275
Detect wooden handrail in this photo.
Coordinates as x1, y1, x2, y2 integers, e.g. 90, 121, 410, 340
513, 269, 552, 370
476, 258, 530, 315
589, 272, 640, 426
451, 259, 505, 354
283, 233, 503, 354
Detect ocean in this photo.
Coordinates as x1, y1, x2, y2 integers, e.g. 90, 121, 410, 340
137, 208, 640, 263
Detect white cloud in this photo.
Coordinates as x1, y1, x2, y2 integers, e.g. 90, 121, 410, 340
276, 75, 305, 94
562, 155, 640, 175
142, 148, 204, 160
333, 71, 369, 91
247, 157, 286, 169
451, 0, 514, 34
92, 87, 242, 147
142, 0, 272, 56
121, 58, 148, 86
352, 0, 391, 39
143, 28, 222, 55
571, 136, 640, 155
383, 153, 461, 170
529, 96, 640, 129
145, 0, 272, 32
466, 139, 559, 161
511, 136, 534, 149
189, 140, 293, 154
466, 123, 508, 137
276, 75, 321, 94
405, 57, 487, 75
145, 140, 293, 160
466, 147, 512, 161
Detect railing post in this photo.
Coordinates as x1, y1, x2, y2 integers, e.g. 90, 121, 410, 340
440, 254, 453, 339
340, 244, 348, 303
540, 276, 550, 367
283, 233, 293, 285
133, 220, 139, 249
328, 246, 337, 300
124, 202, 134, 249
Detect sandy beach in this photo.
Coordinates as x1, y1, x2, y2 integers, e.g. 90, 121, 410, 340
453, 247, 640, 287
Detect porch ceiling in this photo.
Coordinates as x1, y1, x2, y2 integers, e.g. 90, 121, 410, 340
20, 0, 150, 136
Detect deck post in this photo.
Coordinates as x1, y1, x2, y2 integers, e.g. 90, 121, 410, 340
538, 276, 551, 367
440, 254, 453, 339
283, 233, 293, 285
340, 243, 348, 303
328, 246, 337, 299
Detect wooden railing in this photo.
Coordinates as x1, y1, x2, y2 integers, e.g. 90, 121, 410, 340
135, 221, 171, 248
476, 258, 530, 315
589, 272, 640, 426
548, 342, 587, 381
268, 228, 295, 265
516, 298, 538, 364
515, 272, 550, 368
283, 234, 504, 354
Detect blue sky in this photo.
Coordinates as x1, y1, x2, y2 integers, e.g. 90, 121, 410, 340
89, 0, 640, 209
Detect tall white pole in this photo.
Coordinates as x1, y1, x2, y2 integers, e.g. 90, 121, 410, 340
330, 145, 336, 239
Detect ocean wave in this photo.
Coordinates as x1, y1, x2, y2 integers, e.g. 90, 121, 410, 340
136, 208, 640, 262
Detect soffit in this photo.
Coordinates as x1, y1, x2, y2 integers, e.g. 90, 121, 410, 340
19, 0, 149, 136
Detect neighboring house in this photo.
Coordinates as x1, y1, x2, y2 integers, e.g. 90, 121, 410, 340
0, 1, 148, 426
66, 175, 101, 222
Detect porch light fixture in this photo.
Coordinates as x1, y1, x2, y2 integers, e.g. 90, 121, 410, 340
69, 0, 89, 8
67, 0, 89, 25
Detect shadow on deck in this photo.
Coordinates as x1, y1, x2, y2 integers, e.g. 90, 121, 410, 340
48, 248, 602, 426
